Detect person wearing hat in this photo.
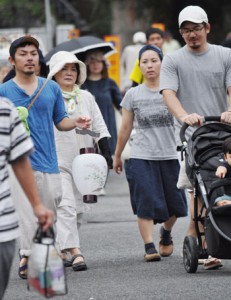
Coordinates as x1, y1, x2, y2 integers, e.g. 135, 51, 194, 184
48, 50, 112, 271
2, 48, 48, 82
0, 36, 91, 279
120, 31, 146, 94
114, 45, 187, 262
160, 5, 231, 269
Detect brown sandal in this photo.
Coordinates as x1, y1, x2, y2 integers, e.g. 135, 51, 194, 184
72, 254, 87, 271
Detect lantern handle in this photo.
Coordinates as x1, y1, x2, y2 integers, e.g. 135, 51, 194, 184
75, 128, 100, 138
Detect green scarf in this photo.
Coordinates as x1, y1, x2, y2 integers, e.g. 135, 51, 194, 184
16, 106, 30, 136
61, 84, 80, 115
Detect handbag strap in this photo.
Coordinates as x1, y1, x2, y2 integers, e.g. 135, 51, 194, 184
27, 79, 48, 111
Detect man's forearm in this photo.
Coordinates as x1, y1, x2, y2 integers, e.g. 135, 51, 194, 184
227, 86, 231, 111
162, 90, 188, 121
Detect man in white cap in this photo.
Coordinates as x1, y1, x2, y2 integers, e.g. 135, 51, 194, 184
160, 6, 231, 269
0, 36, 91, 279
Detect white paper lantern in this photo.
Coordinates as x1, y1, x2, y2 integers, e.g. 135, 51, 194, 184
72, 153, 108, 196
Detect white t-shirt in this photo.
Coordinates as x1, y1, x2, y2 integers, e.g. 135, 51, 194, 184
121, 84, 178, 160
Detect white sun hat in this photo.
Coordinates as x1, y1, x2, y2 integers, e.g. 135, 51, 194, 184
178, 6, 208, 28
47, 51, 86, 85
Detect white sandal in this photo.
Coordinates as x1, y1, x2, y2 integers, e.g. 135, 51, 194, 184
203, 256, 223, 270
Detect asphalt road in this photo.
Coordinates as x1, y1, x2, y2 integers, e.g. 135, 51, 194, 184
4, 171, 231, 300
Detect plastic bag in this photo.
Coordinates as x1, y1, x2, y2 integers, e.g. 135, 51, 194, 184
27, 226, 67, 298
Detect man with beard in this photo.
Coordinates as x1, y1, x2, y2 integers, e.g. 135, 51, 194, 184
160, 5, 231, 269
0, 36, 91, 279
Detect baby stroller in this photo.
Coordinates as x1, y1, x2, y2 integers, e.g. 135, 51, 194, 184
180, 116, 231, 273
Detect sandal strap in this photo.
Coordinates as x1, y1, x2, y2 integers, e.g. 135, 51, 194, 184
19, 264, 27, 272
71, 254, 84, 262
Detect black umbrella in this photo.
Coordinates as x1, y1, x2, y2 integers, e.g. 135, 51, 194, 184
45, 35, 115, 64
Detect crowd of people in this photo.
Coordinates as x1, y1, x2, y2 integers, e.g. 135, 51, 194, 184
0, 4, 231, 299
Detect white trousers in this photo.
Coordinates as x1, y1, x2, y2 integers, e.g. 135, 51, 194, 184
56, 205, 83, 250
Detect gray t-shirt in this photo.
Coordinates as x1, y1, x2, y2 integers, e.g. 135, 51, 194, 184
160, 44, 231, 140
121, 84, 177, 160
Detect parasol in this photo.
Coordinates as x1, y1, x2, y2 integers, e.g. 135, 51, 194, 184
45, 35, 115, 64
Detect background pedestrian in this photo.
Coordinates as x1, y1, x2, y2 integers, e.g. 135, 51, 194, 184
48, 50, 112, 271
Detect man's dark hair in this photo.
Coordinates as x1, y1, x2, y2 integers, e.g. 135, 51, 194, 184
10, 36, 39, 59
145, 27, 164, 40
10, 42, 37, 60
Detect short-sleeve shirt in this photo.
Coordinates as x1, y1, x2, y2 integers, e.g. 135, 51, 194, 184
0, 97, 34, 242
160, 44, 231, 138
0, 77, 68, 173
121, 84, 177, 160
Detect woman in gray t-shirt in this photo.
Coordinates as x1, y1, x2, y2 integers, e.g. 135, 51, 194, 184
114, 45, 187, 262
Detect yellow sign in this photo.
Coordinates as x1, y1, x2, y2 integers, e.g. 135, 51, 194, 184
151, 23, 166, 32
68, 29, 80, 39
104, 35, 120, 87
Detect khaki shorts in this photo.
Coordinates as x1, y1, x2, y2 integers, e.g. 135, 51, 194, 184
10, 168, 62, 256
34, 171, 62, 214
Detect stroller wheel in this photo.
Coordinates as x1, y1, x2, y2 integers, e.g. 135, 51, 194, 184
183, 236, 198, 273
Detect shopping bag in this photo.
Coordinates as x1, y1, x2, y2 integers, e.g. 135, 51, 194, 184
27, 226, 67, 298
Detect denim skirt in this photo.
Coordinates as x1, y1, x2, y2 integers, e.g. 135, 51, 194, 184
125, 158, 188, 224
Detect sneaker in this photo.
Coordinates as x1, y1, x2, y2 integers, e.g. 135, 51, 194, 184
159, 226, 173, 257
144, 247, 161, 262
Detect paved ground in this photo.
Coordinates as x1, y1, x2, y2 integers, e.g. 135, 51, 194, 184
4, 171, 231, 300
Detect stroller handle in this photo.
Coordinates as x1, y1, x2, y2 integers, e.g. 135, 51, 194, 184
180, 116, 221, 143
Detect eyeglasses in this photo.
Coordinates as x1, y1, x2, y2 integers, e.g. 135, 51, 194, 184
180, 25, 205, 36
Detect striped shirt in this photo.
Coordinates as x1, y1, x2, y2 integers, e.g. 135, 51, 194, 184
0, 97, 33, 242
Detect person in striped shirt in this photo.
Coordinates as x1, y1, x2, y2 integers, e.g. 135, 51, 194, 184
0, 96, 53, 299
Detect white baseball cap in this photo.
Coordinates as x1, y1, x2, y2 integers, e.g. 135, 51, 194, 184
178, 6, 208, 28
133, 32, 146, 44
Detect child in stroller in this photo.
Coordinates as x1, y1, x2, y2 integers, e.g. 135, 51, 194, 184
180, 117, 231, 273
215, 137, 231, 206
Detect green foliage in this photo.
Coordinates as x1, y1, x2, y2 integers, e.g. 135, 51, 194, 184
83, 0, 112, 36
0, 0, 43, 13
0, 0, 44, 28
